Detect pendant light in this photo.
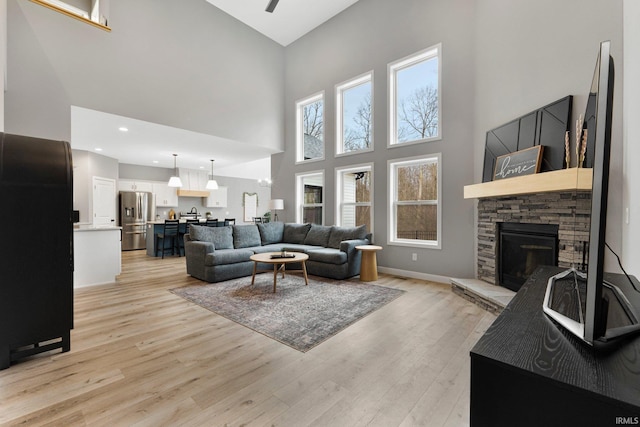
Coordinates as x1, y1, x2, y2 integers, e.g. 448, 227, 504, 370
206, 159, 219, 190
167, 154, 183, 187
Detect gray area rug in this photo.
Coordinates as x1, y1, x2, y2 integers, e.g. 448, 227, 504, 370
170, 275, 405, 352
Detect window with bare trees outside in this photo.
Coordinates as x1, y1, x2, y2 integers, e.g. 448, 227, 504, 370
389, 154, 441, 248
296, 92, 324, 163
336, 72, 373, 156
336, 164, 373, 231
388, 45, 441, 146
296, 171, 324, 225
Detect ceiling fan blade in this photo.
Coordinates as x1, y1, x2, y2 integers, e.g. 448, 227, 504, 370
265, 0, 279, 13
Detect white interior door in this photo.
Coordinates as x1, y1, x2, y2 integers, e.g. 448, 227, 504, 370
93, 176, 116, 225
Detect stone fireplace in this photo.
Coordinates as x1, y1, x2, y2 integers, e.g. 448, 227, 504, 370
454, 165, 593, 312
477, 191, 591, 288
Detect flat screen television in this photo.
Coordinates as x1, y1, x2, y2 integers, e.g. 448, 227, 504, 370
542, 41, 640, 347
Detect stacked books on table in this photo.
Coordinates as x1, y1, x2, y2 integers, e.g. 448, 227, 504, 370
270, 253, 296, 259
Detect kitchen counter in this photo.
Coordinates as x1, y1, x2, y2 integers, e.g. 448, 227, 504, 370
73, 226, 122, 287
147, 219, 206, 225
74, 224, 122, 231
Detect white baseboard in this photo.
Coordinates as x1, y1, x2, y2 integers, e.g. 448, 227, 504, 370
377, 266, 451, 284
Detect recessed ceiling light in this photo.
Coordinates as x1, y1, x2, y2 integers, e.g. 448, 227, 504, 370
95, 148, 103, 151
118, 127, 128, 132
152, 160, 159, 164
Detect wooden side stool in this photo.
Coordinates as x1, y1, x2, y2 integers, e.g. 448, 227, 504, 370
356, 245, 383, 282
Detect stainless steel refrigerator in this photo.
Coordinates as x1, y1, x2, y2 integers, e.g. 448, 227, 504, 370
119, 191, 155, 250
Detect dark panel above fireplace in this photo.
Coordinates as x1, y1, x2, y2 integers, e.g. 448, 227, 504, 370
482, 95, 573, 182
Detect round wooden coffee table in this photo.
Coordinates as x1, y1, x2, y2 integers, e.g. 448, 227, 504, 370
249, 252, 309, 293
356, 245, 383, 282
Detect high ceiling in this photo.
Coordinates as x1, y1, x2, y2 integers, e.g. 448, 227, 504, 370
71, 1, 361, 179
205, 0, 362, 46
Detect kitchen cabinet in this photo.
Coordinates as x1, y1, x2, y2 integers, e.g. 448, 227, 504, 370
152, 182, 178, 207
119, 180, 177, 207
74, 226, 122, 287
205, 186, 228, 208
118, 179, 153, 192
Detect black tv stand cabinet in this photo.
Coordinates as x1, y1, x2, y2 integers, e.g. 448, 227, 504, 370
470, 266, 640, 427
0, 134, 73, 369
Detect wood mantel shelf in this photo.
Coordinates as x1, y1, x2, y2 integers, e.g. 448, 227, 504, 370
464, 168, 592, 199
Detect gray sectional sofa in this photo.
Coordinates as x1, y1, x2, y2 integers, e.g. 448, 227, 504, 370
184, 222, 371, 282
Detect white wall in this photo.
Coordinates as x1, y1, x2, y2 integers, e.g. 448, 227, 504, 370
72, 149, 119, 224
276, 0, 624, 280
277, 0, 477, 279
623, 0, 640, 276
474, 0, 624, 271
7, 0, 633, 279
63, 0, 91, 12
6, 0, 284, 152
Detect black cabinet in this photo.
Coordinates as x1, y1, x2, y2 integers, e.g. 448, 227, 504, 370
470, 266, 640, 426
0, 133, 73, 369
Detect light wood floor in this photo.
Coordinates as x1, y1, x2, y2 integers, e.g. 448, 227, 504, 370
0, 251, 496, 427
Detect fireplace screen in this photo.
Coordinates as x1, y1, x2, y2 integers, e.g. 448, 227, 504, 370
498, 223, 559, 292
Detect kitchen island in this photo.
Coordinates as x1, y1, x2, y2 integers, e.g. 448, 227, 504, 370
74, 225, 122, 287
146, 219, 206, 257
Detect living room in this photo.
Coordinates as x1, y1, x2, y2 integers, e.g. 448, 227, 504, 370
2, 0, 640, 425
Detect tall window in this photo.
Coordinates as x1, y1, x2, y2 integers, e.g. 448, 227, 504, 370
336, 164, 373, 231
389, 154, 441, 248
296, 92, 324, 163
296, 171, 324, 224
336, 72, 373, 156
388, 45, 441, 146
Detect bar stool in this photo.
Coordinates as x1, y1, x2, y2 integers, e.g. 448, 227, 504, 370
225, 218, 236, 225
155, 219, 180, 259
180, 219, 199, 255
205, 218, 218, 227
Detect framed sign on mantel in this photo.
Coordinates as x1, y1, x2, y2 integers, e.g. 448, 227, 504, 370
493, 146, 544, 181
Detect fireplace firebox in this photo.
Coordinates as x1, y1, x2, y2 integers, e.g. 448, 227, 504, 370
497, 222, 559, 291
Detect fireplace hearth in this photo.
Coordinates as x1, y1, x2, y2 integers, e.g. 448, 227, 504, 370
498, 222, 558, 291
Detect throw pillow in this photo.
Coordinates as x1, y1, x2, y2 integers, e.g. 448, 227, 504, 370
304, 224, 333, 247
257, 222, 284, 245
283, 223, 311, 244
327, 225, 368, 249
233, 224, 262, 248
189, 224, 233, 249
